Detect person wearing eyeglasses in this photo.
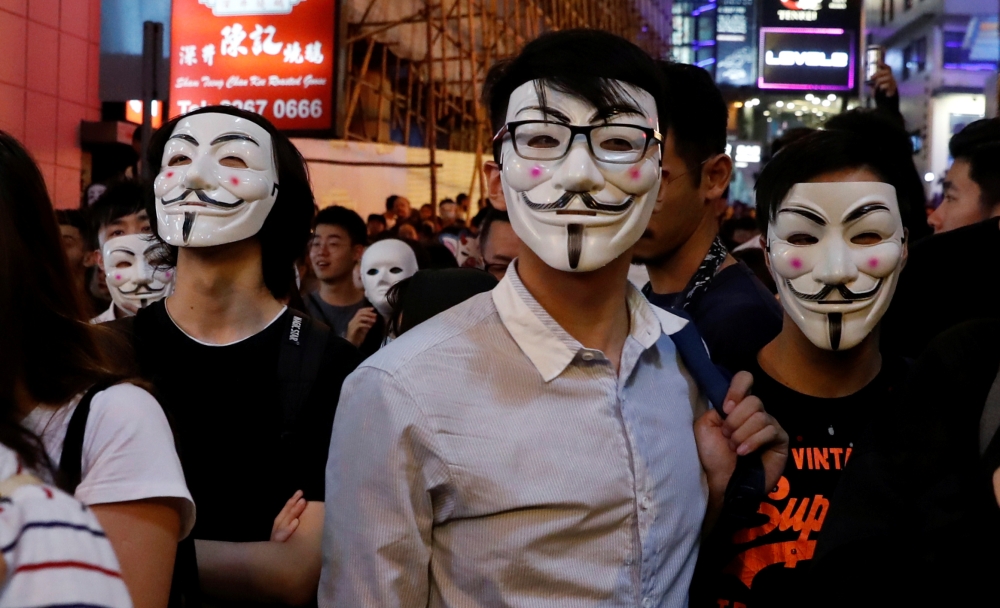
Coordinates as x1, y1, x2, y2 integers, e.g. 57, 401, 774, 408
320, 30, 788, 608
631, 62, 782, 375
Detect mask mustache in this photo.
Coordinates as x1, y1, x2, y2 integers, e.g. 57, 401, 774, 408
520, 191, 635, 213
161, 189, 245, 209
786, 278, 883, 303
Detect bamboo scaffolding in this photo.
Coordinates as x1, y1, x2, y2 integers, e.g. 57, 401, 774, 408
341, 0, 671, 208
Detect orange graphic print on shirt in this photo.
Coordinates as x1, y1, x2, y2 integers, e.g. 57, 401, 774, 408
723, 446, 852, 589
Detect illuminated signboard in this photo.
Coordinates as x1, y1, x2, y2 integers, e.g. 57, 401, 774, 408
760, 0, 860, 29
169, 0, 335, 131
759, 28, 855, 90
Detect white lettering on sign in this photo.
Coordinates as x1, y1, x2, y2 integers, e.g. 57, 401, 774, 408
765, 50, 849, 68
175, 77, 201, 89
200, 0, 305, 17
303, 75, 327, 88
734, 144, 761, 164
201, 76, 224, 89
778, 10, 818, 21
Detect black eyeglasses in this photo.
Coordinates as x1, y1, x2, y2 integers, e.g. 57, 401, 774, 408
492, 120, 662, 165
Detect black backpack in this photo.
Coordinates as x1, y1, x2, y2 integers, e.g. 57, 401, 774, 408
60, 310, 330, 607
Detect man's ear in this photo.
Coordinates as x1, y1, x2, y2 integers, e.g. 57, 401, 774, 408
483, 161, 507, 211
702, 153, 734, 201
353, 244, 365, 263
92, 250, 104, 272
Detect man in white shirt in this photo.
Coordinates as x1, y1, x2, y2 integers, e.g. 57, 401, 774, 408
89, 181, 161, 322
321, 30, 787, 608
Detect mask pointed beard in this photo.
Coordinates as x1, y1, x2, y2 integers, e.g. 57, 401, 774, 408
828, 312, 843, 351
182, 212, 196, 244
567, 224, 584, 270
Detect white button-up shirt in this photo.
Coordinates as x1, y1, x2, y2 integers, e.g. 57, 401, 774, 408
321, 266, 709, 607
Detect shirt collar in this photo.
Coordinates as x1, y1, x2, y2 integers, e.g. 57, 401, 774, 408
492, 262, 688, 382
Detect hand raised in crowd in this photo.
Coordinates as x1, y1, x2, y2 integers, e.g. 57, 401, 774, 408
694, 371, 789, 515
346, 307, 379, 348
870, 63, 898, 97
271, 490, 307, 542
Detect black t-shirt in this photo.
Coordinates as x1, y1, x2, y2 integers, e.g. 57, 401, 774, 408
881, 217, 1000, 359
693, 354, 909, 608
809, 320, 1000, 606
645, 262, 783, 374
131, 301, 360, 542
304, 292, 368, 338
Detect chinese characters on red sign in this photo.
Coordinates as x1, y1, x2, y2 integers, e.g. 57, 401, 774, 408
169, 0, 335, 130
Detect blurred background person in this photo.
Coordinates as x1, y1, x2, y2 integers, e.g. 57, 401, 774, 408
305, 206, 381, 352
928, 119, 1000, 234
367, 213, 387, 238
478, 208, 519, 281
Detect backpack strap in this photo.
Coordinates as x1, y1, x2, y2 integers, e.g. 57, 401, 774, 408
57, 380, 117, 495
667, 317, 767, 524
978, 364, 1000, 456
277, 311, 331, 437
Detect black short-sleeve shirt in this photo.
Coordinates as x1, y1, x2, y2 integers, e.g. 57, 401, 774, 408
131, 301, 360, 542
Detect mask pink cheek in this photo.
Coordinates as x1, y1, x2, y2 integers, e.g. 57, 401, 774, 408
867, 257, 880, 269
629, 167, 642, 180
114, 274, 122, 281
790, 258, 802, 270
529, 165, 543, 178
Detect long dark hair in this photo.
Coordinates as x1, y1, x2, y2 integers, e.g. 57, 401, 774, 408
0, 131, 120, 471
146, 106, 316, 300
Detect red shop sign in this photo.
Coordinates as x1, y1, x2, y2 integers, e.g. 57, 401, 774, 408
169, 0, 335, 131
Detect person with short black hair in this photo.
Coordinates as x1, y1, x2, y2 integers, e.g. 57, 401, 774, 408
478, 207, 519, 280
928, 118, 1000, 234
322, 29, 787, 608
367, 213, 387, 237
56, 208, 104, 316
881, 118, 1000, 358
126, 106, 360, 606
693, 129, 912, 608
89, 180, 165, 323
632, 62, 782, 374
304, 206, 380, 352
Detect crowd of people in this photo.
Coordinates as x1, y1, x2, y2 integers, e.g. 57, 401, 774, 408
1, 27, 999, 608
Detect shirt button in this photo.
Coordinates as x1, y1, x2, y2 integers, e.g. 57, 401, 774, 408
642, 597, 653, 608
581, 352, 595, 361
641, 495, 651, 510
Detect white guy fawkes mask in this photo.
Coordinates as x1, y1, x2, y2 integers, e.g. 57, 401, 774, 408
103, 234, 175, 316
494, 80, 662, 272
767, 182, 905, 351
361, 239, 419, 318
153, 112, 278, 247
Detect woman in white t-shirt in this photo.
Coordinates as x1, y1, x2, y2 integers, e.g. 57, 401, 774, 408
0, 129, 194, 608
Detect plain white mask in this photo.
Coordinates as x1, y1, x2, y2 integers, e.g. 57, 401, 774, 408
496, 80, 662, 272
360, 239, 419, 318
153, 112, 279, 247
103, 234, 175, 316
767, 181, 905, 351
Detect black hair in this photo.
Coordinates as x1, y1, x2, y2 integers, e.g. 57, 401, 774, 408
825, 108, 929, 241
0, 131, 122, 472
368, 213, 386, 226
386, 195, 399, 213
755, 129, 908, 236
313, 205, 368, 247
483, 29, 667, 159
968, 142, 1000, 209
56, 208, 93, 248
146, 105, 315, 300
89, 179, 146, 240
385, 269, 498, 337
950, 118, 1000, 160
657, 61, 727, 186
478, 207, 510, 249
769, 127, 816, 158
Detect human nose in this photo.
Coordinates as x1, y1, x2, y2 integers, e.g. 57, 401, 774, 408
183, 155, 216, 190
135, 258, 155, 285
812, 238, 858, 285
550, 137, 605, 193
927, 205, 944, 233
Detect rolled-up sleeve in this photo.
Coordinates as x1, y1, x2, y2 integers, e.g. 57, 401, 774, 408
319, 365, 451, 608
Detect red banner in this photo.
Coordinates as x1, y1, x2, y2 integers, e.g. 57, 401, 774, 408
169, 0, 335, 131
